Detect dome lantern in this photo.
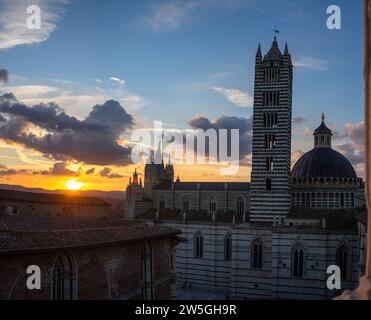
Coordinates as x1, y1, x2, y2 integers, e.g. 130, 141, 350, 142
313, 113, 332, 148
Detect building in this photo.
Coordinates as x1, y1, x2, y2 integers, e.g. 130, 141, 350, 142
124, 37, 367, 300
0, 214, 180, 300
0, 189, 111, 218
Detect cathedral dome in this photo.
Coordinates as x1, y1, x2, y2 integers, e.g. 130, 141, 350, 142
292, 114, 357, 179
291, 147, 357, 179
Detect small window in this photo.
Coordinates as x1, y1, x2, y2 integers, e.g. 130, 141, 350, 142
159, 199, 165, 213
266, 178, 272, 191
182, 197, 189, 213
194, 232, 203, 259
141, 242, 153, 300
236, 197, 244, 219
266, 157, 274, 171
224, 234, 232, 261
209, 198, 216, 214
336, 245, 349, 280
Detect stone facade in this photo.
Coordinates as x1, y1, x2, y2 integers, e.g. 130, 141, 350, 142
124, 38, 367, 300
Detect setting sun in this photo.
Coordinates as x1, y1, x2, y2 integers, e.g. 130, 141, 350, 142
66, 179, 84, 191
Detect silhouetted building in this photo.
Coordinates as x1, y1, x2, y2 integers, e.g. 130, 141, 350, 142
0, 216, 180, 300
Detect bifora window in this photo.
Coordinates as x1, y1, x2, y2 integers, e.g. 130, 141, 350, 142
292, 244, 305, 278
251, 239, 263, 269
52, 252, 75, 300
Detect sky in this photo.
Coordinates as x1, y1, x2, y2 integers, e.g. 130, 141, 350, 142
0, 0, 365, 191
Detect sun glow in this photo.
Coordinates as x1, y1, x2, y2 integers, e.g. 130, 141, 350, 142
66, 179, 84, 191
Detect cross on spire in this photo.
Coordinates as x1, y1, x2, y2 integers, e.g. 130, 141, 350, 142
270, 27, 280, 40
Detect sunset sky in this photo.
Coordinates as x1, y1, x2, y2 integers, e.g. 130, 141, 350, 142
0, 0, 365, 191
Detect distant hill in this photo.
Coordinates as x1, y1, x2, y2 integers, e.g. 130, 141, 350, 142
0, 183, 125, 200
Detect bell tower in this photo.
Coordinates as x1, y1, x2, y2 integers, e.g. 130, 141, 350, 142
249, 37, 293, 222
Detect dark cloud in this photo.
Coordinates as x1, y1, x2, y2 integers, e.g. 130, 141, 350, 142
0, 69, 9, 84
293, 116, 307, 125
49, 162, 79, 177
99, 167, 123, 179
85, 168, 95, 175
188, 114, 253, 163
0, 94, 134, 166
0, 164, 29, 176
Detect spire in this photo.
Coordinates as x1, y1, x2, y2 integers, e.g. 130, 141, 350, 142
256, 43, 262, 57
154, 141, 162, 164
284, 42, 289, 55
263, 37, 283, 63
133, 168, 138, 184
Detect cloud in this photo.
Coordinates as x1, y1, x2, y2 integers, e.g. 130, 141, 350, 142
0, 74, 149, 122
0, 164, 29, 176
188, 114, 253, 162
293, 57, 330, 71
99, 167, 123, 179
211, 87, 253, 108
337, 143, 364, 166
0, 93, 135, 166
85, 167, 95, 175
293, 116, 307, 125
49, 162, 79, 176
335, 122, 365, 176
110, 77, 125, 88
0, 0, 68, 50
303, 128, 311, 136
344, 122, 364, 146
0, 69, 9, 84
140, 0, 259, 32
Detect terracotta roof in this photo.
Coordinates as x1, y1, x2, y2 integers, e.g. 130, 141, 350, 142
0, 214, 129, 231
0, 222, 180, 254
0, 189, 110, 206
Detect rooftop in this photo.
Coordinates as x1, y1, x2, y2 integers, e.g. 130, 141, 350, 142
0, 188, 110, 206
137, 208, 244, 224
152, 181, 250, 191
0, 222, 180, 254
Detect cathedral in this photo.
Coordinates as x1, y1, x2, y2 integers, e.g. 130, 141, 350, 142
124, 37, 367, 299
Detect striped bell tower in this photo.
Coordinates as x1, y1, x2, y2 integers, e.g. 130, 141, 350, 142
249, 37, 293, 223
